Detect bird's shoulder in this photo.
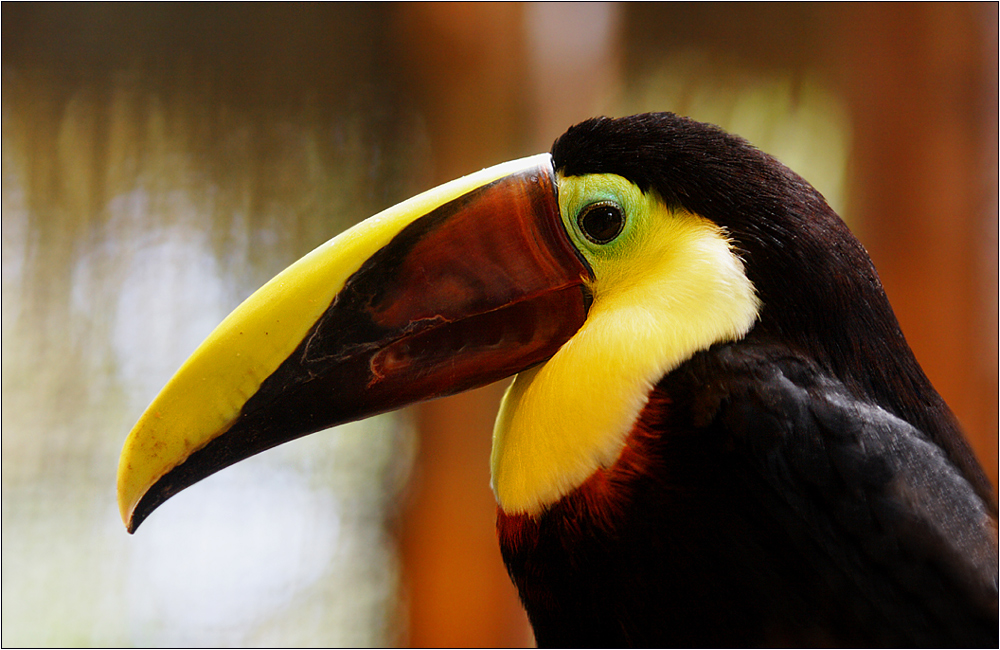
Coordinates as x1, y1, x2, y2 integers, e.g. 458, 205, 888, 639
657, 343, 999, 639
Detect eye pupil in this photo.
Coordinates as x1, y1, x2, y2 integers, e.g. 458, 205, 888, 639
578, 202, 625, 244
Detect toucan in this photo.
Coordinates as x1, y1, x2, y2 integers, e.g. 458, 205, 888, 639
117, 113, 997, 646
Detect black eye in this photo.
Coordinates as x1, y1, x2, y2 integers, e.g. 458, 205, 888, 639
578, 201, 625, 244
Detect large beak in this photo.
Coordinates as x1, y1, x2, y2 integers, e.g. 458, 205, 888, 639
117, 154, 591, 532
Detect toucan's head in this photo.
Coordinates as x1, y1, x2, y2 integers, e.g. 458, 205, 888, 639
117, 113, 922, 530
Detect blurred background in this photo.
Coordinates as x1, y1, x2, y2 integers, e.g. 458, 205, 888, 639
2, 3, 996, 646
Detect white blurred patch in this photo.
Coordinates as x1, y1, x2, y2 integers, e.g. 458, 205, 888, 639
125, 460, 340, 645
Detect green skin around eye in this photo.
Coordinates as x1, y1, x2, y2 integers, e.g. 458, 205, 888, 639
558, 173, 653, 271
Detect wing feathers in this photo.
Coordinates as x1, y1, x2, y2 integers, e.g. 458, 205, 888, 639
683, 345, 998, 643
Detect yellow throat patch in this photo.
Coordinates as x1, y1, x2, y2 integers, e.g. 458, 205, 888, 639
490, 173, 761, 515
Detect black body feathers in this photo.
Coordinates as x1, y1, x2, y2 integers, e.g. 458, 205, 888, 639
501, 345, 998, 646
